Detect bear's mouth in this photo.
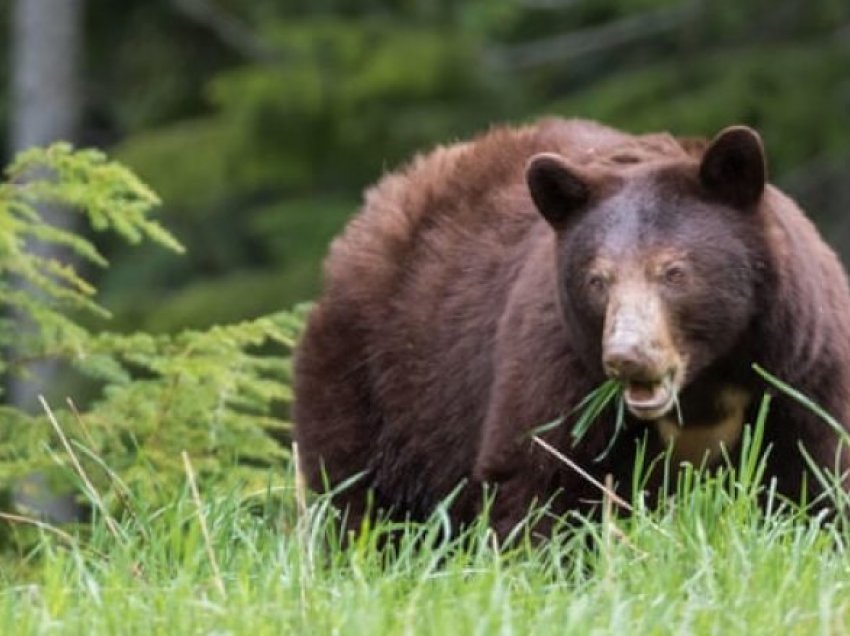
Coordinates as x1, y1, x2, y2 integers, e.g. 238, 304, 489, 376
623, 374, 677, 421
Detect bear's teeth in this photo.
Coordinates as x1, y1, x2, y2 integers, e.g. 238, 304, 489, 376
627, 381, 658, 401
624, 380, 672, 414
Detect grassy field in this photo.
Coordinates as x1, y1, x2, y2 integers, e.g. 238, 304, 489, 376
3, 436, 850, 636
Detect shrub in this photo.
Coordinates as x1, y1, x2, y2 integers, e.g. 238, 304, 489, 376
0, 144, 301, 533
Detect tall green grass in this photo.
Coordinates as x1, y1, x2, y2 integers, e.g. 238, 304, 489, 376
4, 370, 850, 634
3, 458, 850, 634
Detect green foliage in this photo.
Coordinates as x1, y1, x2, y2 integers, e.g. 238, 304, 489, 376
112, 118, 233, 215
549, 42, 850, 174
209, 18, 499, 192
0, 145, 301, 527
0, 143, 180, 378
110, 7, 525, 332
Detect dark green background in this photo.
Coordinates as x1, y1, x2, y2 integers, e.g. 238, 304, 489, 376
5, 0, 849, 332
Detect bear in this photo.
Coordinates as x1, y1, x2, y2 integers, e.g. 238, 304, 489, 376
293, 117, 850, 540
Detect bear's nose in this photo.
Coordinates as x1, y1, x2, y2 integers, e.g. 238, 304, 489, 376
603, 342, 657, 381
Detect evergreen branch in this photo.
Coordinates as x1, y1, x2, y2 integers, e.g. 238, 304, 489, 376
0, 145, 302, 530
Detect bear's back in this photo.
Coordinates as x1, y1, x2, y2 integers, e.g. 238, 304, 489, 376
321, 118, 692, 314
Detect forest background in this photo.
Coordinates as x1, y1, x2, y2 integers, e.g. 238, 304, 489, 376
5, 0, 849, 340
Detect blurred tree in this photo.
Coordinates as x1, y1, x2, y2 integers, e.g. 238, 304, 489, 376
11, 0, 82, 152
9, 0, 85, 520
9, 0, 84, 409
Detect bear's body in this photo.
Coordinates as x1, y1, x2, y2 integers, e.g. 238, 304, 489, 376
294, 118, 850, 538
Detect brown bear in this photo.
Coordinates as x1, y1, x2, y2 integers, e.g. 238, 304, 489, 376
293, 118, 850, 539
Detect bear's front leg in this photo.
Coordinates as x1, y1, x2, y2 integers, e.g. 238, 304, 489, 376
293, 302, 379, 534
473, 400, 573, 543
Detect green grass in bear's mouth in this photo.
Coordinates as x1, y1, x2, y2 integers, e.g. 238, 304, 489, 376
571, 379, 686, 460
571, 379, 625, 460
533, 378, 692, 462
531, 379, 625, 461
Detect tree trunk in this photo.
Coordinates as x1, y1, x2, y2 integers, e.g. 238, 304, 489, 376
11, 0, 83, 151
9, 0, 84, 411
9, 0, 84, 523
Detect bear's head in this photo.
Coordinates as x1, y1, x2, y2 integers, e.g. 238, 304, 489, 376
527, 127, 769, 422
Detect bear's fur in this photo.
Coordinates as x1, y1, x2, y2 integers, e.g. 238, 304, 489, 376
293, 118, 850, 538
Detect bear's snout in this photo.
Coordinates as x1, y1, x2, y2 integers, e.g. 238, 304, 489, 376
602, 288, 682, 420
602, 284, 673, 381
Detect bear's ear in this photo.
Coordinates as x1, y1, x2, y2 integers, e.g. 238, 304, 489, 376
526, 153, 591, 228
699, 126, 767, 209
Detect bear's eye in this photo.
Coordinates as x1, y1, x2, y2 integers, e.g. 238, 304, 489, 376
587, 273, 609, 293
662, 263, 688, 286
